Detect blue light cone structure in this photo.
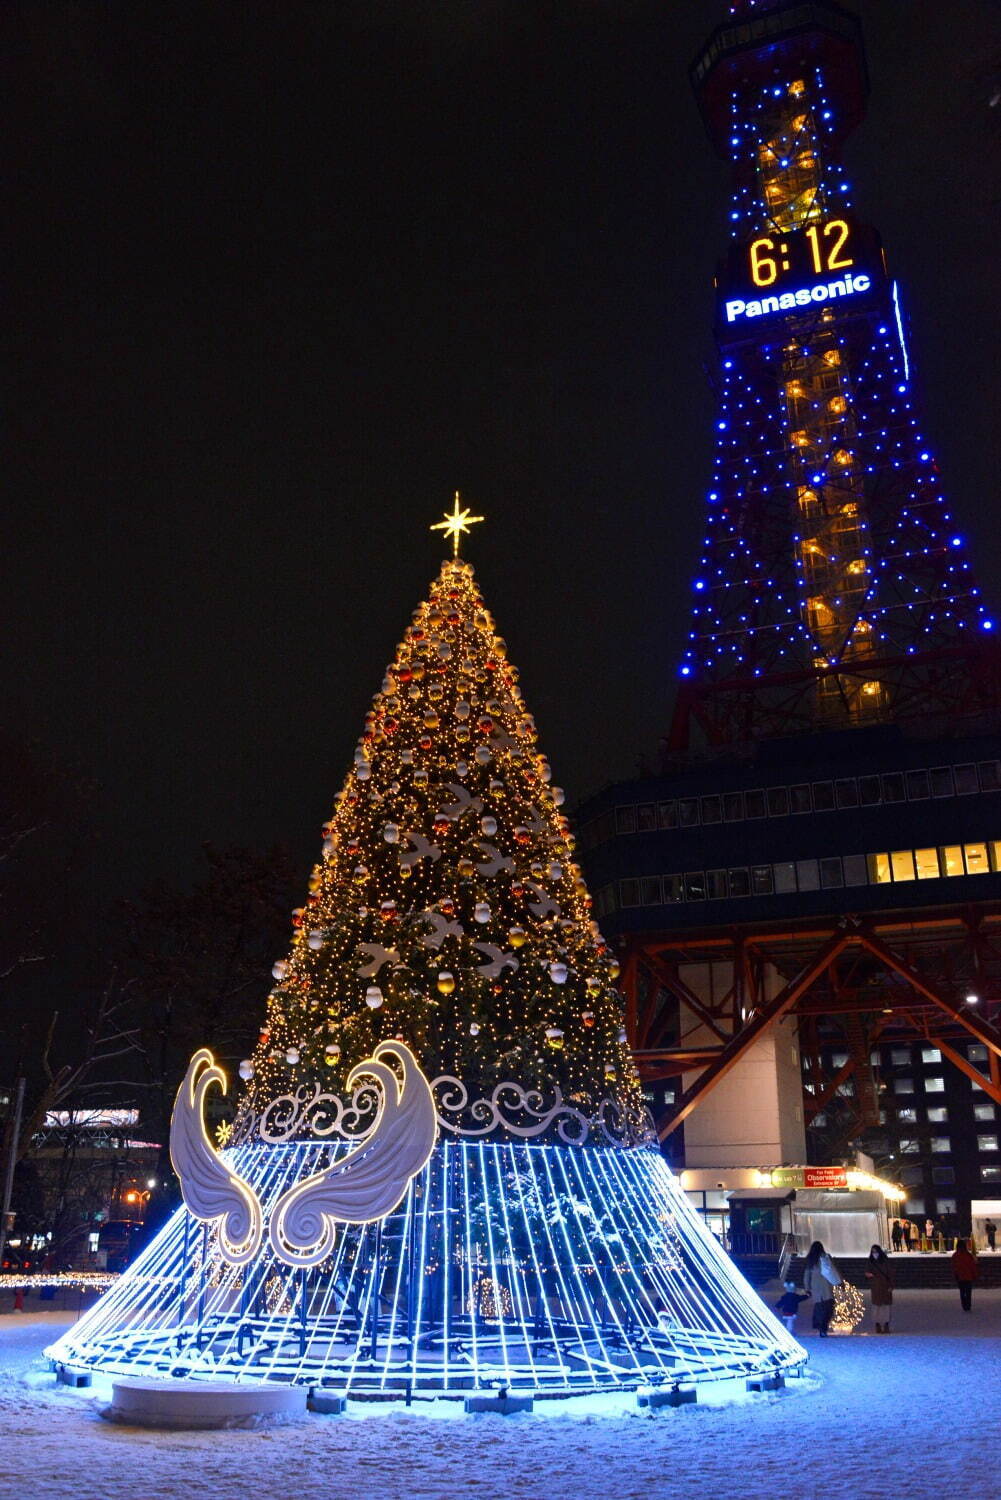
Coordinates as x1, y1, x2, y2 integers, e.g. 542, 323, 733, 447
48, 1139, 803, 1397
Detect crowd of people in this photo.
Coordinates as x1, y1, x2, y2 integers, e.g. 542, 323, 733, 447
776, 1236, 985, 1337
888, 1215, 995, 1253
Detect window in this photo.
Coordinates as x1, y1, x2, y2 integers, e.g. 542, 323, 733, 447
899, 1139, 920, 1153
930, 1137, 950, 1152
723, 792, 743, 822
766, 786, 789, 817
977, 1135, 999, 1152
894, 1077, 914, 1095
843, 853, 868, 887
921, 1047, 941, 1065
636, 803, 656, 832
774, 862, 797, 894
979, 759, 1001, 791
882, 772, 905, 803
751, 865, 774, 896
906, 769, 930, 800
899, 1165, 922, 1186
953, 763, 979, 796
728, 868, 750, 897
935, 1196, 957, 1214
640, 876, 662, 906
658, 801, 677, 829
932, 1166, 955, 1185
891, 1047, 911, 1066
869, 852, 891, 884
830, 1051, 849, 1069
701, 795, 722, 825
982, 1166, 1001, 1183
684, 871, 706, 901
744, 789, 766, 819
930, 767, 954, 798
663, 874, 684, 903
924, 1077, 945, 1094
968, 1044, 988, 1062
620, 879, 640, 908
820, 857, 844, 889
974, 1104, 995, 1122
890, 849, 915, 882
915, 847, 940, 880
615, 806, 637, 835
941, 845, 964, 877
927, 1107, 948, 1124
790, 783, 812, 814
835, 778, 859, 808
858, 774, 882, 806
796, 859, 820, 891
897, 1107, 916, 1124
812, 781, 835, 811
904, 1198, 925, 1216
706, 869, 728, 899
678, 799, 700, 828
964, 842, 989, 874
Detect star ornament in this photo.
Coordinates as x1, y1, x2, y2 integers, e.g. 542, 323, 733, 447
431, 492, 484, 557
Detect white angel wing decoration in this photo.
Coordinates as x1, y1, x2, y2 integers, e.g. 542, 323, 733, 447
269, 1041, 438, 1267
169, 1049, 264, 1265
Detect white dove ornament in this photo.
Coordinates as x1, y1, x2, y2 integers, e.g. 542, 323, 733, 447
169, 1050, 264, 1265
268, 1042, 438, 1267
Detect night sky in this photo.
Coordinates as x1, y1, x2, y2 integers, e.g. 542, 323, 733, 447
4, 0, 1000, 921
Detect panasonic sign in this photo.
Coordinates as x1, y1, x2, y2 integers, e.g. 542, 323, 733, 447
724, 273, 872, 325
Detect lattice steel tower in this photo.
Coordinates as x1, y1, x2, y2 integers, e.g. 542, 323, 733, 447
672, 0, 998, 752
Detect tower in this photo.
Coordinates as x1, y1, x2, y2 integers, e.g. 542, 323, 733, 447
579, 2, 1001, 1243
675, 0, 997, 752
49, 515, 801, 1398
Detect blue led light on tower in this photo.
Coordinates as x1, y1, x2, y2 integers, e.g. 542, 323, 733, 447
48, 512, 802, 1401
674, 0, 997, 752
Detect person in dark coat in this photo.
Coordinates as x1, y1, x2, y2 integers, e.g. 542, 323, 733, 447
803, 1240, 842, 1336
890, 1220, 903, 1252
775, 1279, 809, 1333
985, 1218, 997, 1252
951, 1238, 979, 1311
864, 1244, 894, 1332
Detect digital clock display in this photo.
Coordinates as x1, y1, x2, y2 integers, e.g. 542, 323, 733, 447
717, 215, 884, 338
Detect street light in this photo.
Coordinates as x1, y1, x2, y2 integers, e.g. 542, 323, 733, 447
965, 992, 979, 1005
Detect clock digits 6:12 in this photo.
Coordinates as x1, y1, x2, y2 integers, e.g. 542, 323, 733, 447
749, 219, 854, 289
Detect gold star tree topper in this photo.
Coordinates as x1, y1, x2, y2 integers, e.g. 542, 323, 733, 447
430, 492, 484, 557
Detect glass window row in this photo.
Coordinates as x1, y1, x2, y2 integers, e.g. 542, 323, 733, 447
584, 759, 1001, 844
601, 839, 1001, 912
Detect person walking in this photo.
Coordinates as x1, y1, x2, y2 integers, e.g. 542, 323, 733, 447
890, 1219, 903, 1252
864, 1244, 894, 1333
985, 1218, 997, 1252
803, 1240, 842, 1337
951, 1237, 979, 1311
774, 1279, 809, 1333
899, 1218, 911, 1251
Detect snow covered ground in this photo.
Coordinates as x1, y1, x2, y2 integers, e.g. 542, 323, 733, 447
1, 1289, 998, 1500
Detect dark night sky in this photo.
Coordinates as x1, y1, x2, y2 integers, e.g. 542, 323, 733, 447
3, 1, 1000, 921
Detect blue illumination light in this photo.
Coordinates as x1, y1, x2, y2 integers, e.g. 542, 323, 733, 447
44, 1139, 802, 1398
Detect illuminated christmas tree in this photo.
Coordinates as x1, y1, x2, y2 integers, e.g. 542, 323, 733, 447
49, 507, 801, 1401
241, 496, 644, 1141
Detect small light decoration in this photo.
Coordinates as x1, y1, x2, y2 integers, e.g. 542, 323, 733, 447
831, 1282, 865, 1334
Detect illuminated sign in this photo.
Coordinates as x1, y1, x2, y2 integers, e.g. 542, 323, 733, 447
717, 215, 884, 339
771, 1166, 849, 1189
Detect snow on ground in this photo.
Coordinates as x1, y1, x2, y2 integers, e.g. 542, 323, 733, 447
1, 1290, 998, 1500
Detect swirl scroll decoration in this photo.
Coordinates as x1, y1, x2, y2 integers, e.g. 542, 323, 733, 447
268, 1042, 438, 1267
169, 1050, 264, 1265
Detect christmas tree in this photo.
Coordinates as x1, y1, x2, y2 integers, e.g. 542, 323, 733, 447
49, 506, 802, 1401
241, 498, 644, 1142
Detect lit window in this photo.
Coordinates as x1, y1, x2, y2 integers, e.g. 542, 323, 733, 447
890, 850, 915, 882
927, 1108, 948, 1123
921, 1047, 941, 1065
869, 853, 891, 884
828, 395, 847, 414
930, 1137, 950, 1153
904, 1198, 925, 1215
974, 1104, 995, 1122
823, 349, 841, 367
925, 1077, 945, 1094
964, 842, 989, 874
847, 558, 867, 574
891, 1047, 911, 1066
897, 1108, 916, 1124
968, 1044, 988, 1062
982, 1166, 1001, 1183
978, 1135, 999, 1152
899, 1139, 920, 1153
894, 1078, 914, 1095
915, 847, 940, 879
941, 846, 964, 877
935, 1196, 957, 1212
830, 1052, 849, 1069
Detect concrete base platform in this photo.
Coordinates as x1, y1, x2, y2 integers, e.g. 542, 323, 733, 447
747, 1373, 786, 1392
308, 1392, 347, 1415
637, 1385, 697, 1409
464, 1393, 534, 1414
104, 1378, 308, 1429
